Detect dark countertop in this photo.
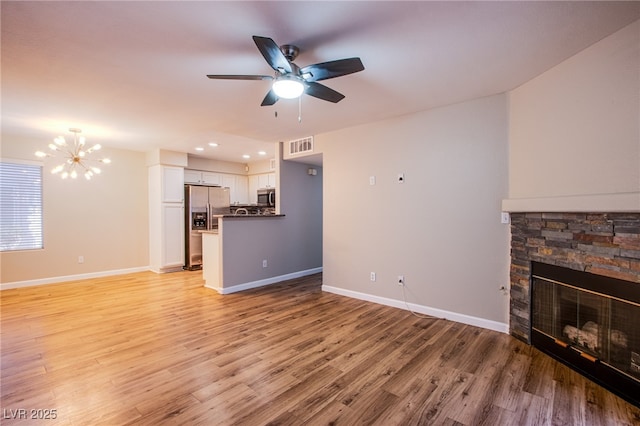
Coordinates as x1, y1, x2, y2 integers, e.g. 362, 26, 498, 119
214, 214, 285, 218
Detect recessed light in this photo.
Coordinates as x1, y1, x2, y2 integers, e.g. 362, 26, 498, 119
242, 154, 251, 159
195, 147, 204, 152
208, 142, 219, 147
258, 151, 267, 156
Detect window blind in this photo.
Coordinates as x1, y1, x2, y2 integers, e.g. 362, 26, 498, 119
0, 161, 43, 251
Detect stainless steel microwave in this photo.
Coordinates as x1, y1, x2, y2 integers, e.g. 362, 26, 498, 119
257, 188, 275, 207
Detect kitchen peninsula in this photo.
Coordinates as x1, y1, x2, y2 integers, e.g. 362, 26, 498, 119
202, 213, 285, 294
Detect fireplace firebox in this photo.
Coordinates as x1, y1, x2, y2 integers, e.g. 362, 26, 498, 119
531, 261, 640, 407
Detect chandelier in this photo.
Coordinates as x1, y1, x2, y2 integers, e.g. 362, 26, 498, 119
35, 128, 111, 180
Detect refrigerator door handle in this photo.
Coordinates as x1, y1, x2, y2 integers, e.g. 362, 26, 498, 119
206, 203, 211, 230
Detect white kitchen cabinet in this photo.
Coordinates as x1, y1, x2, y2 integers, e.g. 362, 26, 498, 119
221, 174, 249, 205
184, 169, 201, 184
222, 174, 235, 193
235, 175, 249, 204
202, 172, 222, 186
248, 175, 260, 204
163, 166, 185, 202
161, 203, 185, 269
184, 169, 221, 186
258, 173, 276, 189
149, 165, 185, 273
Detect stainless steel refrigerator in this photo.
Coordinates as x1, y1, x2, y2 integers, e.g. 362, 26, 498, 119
184, 185, 230, 270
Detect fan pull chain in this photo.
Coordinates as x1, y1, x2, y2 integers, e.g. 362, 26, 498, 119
298, 96, 302, 123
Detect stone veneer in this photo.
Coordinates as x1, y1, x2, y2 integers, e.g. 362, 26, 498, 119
509, 212, 640, 343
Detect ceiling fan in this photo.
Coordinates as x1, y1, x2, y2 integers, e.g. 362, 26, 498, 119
207, 35, 364, 106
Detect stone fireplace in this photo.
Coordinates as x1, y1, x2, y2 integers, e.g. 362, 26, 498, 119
508, 212, 640, 406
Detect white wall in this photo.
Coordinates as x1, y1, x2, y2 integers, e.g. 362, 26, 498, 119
319, 94, 510, 328
505, 20, 640, 212
1, 136, 149, 286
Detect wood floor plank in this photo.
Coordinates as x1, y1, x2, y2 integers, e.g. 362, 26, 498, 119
2, 271, 640, 425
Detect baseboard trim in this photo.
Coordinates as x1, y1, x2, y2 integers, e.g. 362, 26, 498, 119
322, 285, 509, 334
205, 267, 323, 295
1, 266, 150, 291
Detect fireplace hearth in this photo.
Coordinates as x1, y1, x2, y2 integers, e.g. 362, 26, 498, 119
508, 212, 640, 407
531, 261, 639, 406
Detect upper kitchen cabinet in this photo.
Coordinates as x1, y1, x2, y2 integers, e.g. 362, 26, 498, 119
162, 166, 185, 203
184, 169, 222, 186
258, 173, 276, 189
223, 174, 249, 205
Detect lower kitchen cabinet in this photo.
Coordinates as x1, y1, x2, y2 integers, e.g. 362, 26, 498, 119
160, 204, 184, 271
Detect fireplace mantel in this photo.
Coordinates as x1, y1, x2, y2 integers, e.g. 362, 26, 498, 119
502, 192, 640, 214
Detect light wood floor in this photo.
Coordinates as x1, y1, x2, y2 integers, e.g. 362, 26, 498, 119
1, 272, 639, 425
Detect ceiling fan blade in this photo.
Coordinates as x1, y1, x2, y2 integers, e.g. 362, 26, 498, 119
252, 35, 292, 74
304, 82, 345, 103
207, 74, 273, 81
261, 89, 279, 106
300, 58, 364, 82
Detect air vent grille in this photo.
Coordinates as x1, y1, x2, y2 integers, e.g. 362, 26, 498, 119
289, 136, 314, 156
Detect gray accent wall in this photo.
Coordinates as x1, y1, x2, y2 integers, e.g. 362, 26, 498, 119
220, 154, 323, 287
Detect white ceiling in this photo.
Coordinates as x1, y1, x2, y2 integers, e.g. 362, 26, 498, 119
2, 1, 639, 164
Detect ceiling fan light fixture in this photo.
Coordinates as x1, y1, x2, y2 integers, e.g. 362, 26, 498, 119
272, 75, 304, 99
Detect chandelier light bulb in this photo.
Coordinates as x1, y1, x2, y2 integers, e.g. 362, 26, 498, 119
36, 128, 111, 180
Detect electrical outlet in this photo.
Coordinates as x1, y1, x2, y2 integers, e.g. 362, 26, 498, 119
369, 176, 376, 186
262, 259, 268, 268
501, 212, 510, 224
398, 275, 404, 286
370, 272, 376, 282
78, 256, 84, 264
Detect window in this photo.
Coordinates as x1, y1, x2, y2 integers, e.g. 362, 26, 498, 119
0, 160, 43, 251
